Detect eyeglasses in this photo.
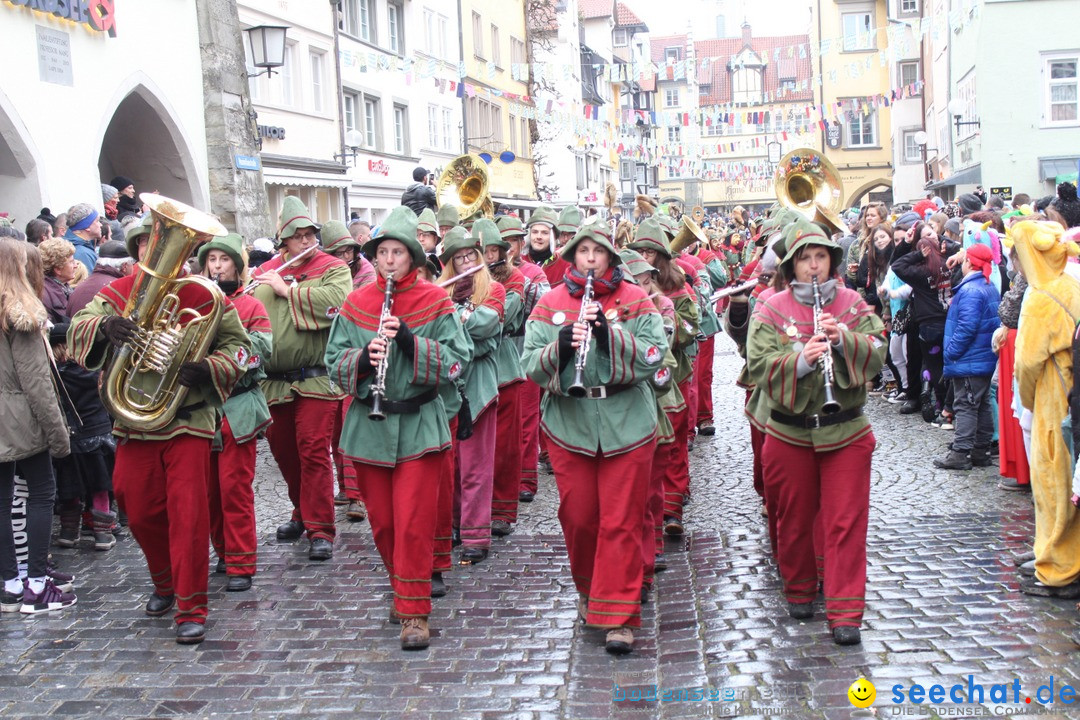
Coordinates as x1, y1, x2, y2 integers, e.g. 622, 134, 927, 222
453, 250, 478, 266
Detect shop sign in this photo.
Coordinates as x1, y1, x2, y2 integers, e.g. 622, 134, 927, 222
258, 125, 286, 140
989, 186, 1012, 200
368, 159, 390, 177
826, 122, 842, 149
5, 0, 117, 37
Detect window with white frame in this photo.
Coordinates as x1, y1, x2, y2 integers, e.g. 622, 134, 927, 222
519, 117, 530, 158
955, 72, 977, 139
899, 60, 920, 89
732, 67, 763, 105
344, 92, 359, 133
243, 35, 264, 103
1045, 54, 1079, 125
310, 50, 325, 113
841, 11, 874, 51
472, 12, 484, 58
438, 16, 448, 60
614, 28, 628, 47
492, 104, 503, 144
393, 104, 408, 154
363, 96, 380, 149
664, 88, 680, 107
665, 47, 681, 63
667, 125, 681, 142
511, 37, 526, 68
620, 159, 634, 180
442, 107, 453, 151
846, 106, 877, 147
508, 113, 518, 155
278, 42, 296, 107
428, 104, 440, 148
359, 0, 374, 43
341, 0, 360, 37
491, 25, 501, 67
575, 156, 586, 190
900, 0, 918, 12
704, 122, 725, 136
902, 130, 922, 163
423, 9, 435, 55
388, 3, 403, 55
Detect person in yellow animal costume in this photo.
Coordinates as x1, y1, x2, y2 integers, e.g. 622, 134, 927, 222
1011, 219, 1080, 597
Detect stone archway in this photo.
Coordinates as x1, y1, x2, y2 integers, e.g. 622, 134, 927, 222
0, 89, 45, 226
847, 178, 894, 208
97, 78, 205, 208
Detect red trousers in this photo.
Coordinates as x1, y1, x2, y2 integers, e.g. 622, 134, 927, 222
114, 435, 211, 625
491, 382, 523, 524
762, 432, 875, 628
332, 397, 361, 501
433, 418, 457, 574
519, 380, 542, 495
550, 442, 651, 629
681, 374, 698, 443
358, 452, 444, 618
696, 335, 715, 425
208, 418, 257, 577
267, 397, 337, 542
642, 438, 670, 586
997, 330, 1030, 486
662, 379, 693, 520
453, 403, 497, 548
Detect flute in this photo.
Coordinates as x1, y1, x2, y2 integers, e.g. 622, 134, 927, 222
243, 244, 319, 294
435, 262, 486, 288
708, 277, 762, 303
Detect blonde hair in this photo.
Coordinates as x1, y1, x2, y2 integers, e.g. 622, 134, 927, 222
0, 239, 47, 332
38, 237, 75, 276
437, 257, 493, 306
70, 261, 88, 287
24, 243, 44, 297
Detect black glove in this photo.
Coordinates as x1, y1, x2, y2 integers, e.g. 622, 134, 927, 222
101, 316, 139, 348
590, 310, 610, 355
394, 320, 416, 357
177, 361, 212, 388
557, 324, 575, 372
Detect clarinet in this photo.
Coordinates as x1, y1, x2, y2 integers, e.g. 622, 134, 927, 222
811, 275, 842, 415
368, 272, 395, 421
567, 269, 595, 398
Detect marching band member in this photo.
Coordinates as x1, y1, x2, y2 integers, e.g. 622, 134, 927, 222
525, 206, 569, 288
437, 204, 460, 239
496, 215, 550, 504
437, 224, 505, 563
522, 217, 667, 654
416, 208, 441, 262
628, 218, 700, 537
199, 234, 272, 592
684, 235, 729, 436
746, 219, 885, 646
325, 206, 470, 650
322, 219, 373, 523
254, 197, 352, 561
68, 226, 250, 645
555, 206, 583, 251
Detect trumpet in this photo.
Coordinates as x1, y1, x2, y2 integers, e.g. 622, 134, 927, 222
243, 244, 319, 294
566, 269, 595, 398
368, 272, 395, 421
811, 275, 841, 415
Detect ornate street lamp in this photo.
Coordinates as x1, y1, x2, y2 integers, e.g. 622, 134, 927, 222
245, 25, 289, 78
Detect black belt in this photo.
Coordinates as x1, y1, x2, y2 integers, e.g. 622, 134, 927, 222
176, 401, 206, 420
229, 384, 259, 399
266, 367, 328, 382
356, 387, 439, 415
576, 384, 632, 400
770, 407, 862, 429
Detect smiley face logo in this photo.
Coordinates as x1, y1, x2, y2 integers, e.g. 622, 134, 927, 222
847, 677, 876, 708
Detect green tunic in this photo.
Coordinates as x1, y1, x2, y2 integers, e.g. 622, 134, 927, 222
456, 284, 504, 421
494, 283, 526, 388
667, 286, 701, 384
217, 292, 273, 446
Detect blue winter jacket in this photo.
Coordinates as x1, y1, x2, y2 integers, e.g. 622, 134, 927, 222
943, 271, 1001, 378
64, 230, 98, 275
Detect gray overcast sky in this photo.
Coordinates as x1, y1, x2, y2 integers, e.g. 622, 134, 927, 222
634, 0, 812, 39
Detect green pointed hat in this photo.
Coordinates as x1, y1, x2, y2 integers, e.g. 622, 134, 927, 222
656, 214, 678, 239
436, 204, 460, 228
618, 248, 655, 280
496, 215, 526, 239
559, 216, 622, 266
473, 218, 508, 250
527, 205, 558, 228
125, 213, 153, 259
778, 217, 842, 279
197, 232, 246, 274
321, 220, 360, 254
461, 210, 485, 231
417, 208, 439, 236
363, 206, 424, 267
439, 226, 480, 265
628, 217, 671, 258
277, 196, 320, 242
556, 205, 583, 234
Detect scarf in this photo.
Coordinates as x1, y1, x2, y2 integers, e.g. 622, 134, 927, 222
789, 278, 838, 307
564, 265, 623, 298
452, 275, 474, 304
217, 279, 240, 295
117, 195, 140, 217
528, 245, 552, 264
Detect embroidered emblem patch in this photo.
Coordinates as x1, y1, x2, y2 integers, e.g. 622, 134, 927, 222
248, 354, 262, 368
235, 347, 249, 367
785, 325, 798, 338
448, 361, 463, 381
326, 306, 340, 319
551, 311, 567, 326
654, 367, 671, 386
605, 309, 618, 322
645, 345, 662, 365
870, 336, 883, 349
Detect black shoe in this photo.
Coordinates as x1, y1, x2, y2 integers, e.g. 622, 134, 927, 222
970, 446, 993, 467
698, 423, 715, 436
998, 480, 1031, 492
176, 622, 205, 645
145, 593, 175, 617
933, 450, 972, 470
898, 399, 920, 414
833, 626, 861, 645
460, 547, 488, 564
226, 576, 252, 592
308, 538, 333, 561
654, 553, 668, 571
788, 602, 813, 620
920, 392, 936, 423
276, 519, 305, 542
663, 517, 684, 537
214, 558, 226, 574
687, 437, 695, 453
491, 519, 513, 537
640, 584, 650, 604
519, 490, 535, 503
431, 572, 447, 598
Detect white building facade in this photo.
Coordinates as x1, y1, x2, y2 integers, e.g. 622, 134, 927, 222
886, 0, 926, 205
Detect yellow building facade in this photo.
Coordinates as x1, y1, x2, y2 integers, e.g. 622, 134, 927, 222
459, 0, 537, 202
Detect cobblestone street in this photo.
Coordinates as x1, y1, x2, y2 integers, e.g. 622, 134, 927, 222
2, 334, 1077, 719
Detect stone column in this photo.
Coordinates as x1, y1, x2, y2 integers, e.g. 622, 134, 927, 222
195, 0, 272, 240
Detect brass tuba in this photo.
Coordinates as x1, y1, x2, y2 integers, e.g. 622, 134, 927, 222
435, 154, 493, 220
774, 149, 849, 235
101, 193, 227, 432
670, 215, 709, 254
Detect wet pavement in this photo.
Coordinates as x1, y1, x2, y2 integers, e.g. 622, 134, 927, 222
2, 334, 1077, 719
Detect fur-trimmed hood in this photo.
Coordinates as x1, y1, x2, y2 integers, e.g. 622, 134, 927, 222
4, 298, 47, 334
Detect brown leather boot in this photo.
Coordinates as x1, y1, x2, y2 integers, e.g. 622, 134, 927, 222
400, 616, 430, 650
605, 626, 634, 654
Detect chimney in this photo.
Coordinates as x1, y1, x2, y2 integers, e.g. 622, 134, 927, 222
741, 20, 752, 48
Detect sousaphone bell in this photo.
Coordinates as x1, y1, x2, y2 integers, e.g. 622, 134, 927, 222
774, 149, 849, 236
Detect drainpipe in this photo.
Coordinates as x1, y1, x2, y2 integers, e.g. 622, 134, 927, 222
817, 0, 826, 156
457, 0, 469, 154
331, 0, 348, 219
